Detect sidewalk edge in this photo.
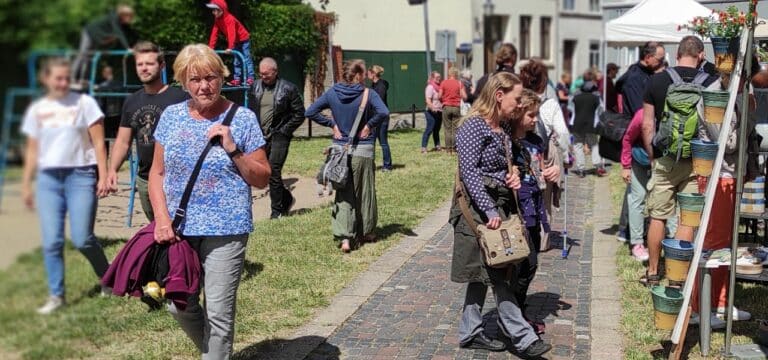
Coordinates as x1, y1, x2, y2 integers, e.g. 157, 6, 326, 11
590, 175, 624, 359
258, 200, 452, 360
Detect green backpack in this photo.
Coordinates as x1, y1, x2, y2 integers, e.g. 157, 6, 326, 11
652, 68, 710, 161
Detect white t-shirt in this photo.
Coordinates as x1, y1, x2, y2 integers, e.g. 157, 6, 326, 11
21, 92, 104, 169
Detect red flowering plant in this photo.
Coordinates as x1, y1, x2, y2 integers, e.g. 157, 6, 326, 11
679, 5, 756, 39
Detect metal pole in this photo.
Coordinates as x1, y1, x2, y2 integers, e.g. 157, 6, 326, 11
725, 21, 755, 356
423, 0, 432, 76
412, 104, 416, 128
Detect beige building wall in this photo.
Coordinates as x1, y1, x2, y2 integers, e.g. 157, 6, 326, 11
307, 0, 561, 82
557, 0, 604, 84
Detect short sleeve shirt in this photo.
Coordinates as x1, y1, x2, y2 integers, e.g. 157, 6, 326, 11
643, 66, 719, 123
153, 102, 266, 236
119, 86, 189, 179
21, 92, 104, 169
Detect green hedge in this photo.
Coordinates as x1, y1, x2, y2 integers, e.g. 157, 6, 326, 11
0, 0, 322, 72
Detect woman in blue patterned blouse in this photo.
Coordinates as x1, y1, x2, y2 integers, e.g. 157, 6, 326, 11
450, 72, 552, 357
148, 44, 271, 359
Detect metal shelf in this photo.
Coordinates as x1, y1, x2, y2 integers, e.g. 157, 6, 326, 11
741, 211, 768, 220
735, 268, 768, 283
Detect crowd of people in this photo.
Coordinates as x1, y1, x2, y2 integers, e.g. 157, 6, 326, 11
19, 2, 767, 358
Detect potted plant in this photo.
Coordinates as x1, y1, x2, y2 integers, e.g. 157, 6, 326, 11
681, 5, 756, 74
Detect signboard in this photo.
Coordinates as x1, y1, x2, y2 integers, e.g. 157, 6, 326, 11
435, 30, 457, 62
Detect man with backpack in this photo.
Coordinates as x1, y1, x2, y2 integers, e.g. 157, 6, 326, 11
640, 36, 719, 286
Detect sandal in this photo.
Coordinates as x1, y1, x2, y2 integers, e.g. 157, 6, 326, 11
340, 239, 351, 253
639, 271, 661, 287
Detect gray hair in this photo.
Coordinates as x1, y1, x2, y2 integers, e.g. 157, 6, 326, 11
259, 57, 278, 70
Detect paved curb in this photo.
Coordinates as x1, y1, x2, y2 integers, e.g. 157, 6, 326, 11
590, 176, 624, 358
254, 200, 452, 359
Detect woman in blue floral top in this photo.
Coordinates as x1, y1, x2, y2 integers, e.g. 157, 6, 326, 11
148, 44, 270, 359
450, 72, 552, 357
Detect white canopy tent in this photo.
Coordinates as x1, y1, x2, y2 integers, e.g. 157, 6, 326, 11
602, 0, 714, 97
605, 0, 713, 46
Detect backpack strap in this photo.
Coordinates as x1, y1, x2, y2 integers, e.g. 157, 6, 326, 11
692, 71, 710, 86
666, 68, 684, 85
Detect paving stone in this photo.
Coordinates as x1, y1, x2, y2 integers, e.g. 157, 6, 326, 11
305, 174, 597, 359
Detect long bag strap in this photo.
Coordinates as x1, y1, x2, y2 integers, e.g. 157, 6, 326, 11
345, 88, 370, 149
172, 104, 240, 233
455, 134, 525, 235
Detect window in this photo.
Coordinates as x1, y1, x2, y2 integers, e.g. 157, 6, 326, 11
540, 17, 551, 60
563, 0, 575, 11
590, 0, 600, 12
589, 41, 600, 68
520, 16, 531, 59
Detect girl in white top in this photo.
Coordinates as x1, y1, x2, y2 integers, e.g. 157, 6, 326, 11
21, 58, 110, 315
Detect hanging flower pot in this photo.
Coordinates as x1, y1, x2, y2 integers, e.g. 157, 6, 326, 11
711, 36, 740, 74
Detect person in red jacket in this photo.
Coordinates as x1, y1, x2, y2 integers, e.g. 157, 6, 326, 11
206, 0, 255, 86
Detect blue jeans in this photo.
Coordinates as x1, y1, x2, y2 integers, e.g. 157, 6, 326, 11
377, 116, 392, 169
233, 40, 255, 82
422, 110, 442, 148
36, 166, 109, 297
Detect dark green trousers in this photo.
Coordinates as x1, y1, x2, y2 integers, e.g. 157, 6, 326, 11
332, 155, 378, 241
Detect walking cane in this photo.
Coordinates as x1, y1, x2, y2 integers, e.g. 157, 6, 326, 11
562, 166, 569, 259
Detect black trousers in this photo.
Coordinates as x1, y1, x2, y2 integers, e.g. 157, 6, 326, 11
515, 225, 541, 313
265, 134, 293, 216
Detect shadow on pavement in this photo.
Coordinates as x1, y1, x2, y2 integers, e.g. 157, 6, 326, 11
233, 336, 339, 360
524, 292, 572, 323
599, 224, 620, 235
544, 231, 581, 255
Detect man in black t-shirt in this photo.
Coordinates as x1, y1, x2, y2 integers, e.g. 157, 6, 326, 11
107, 41, 189, 221
640, 36, 720, 286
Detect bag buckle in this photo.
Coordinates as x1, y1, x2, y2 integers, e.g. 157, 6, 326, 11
500, 229, 515, 255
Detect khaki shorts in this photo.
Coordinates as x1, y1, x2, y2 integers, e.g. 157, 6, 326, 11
645, 156, 698, 220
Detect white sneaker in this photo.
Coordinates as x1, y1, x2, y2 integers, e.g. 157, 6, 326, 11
717, 307, 752, 321
689, 312, 726, 329
101, 285, 113, 297
37, 296, 65, 315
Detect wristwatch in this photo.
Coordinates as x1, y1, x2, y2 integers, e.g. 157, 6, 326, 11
227, 147, 243, 159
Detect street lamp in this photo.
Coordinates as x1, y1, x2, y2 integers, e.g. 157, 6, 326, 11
483, 0, 495, 16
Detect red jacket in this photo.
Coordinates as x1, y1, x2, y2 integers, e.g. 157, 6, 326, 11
208, 0, 250, 50
101, 222, 201, 310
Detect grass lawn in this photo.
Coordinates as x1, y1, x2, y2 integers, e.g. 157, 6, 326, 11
2, 165, 22, 183
0, 129, 456, 359
610, 166, 768, 359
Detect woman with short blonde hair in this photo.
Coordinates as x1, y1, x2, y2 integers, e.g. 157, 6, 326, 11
149, 43, 271, 358
172, 44, 230, 86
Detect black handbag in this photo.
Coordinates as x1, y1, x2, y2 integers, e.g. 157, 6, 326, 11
596, 110, 631, 143
319, 89, 369, 189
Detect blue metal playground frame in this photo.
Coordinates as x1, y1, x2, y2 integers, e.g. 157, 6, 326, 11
0, 49, 250, 227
